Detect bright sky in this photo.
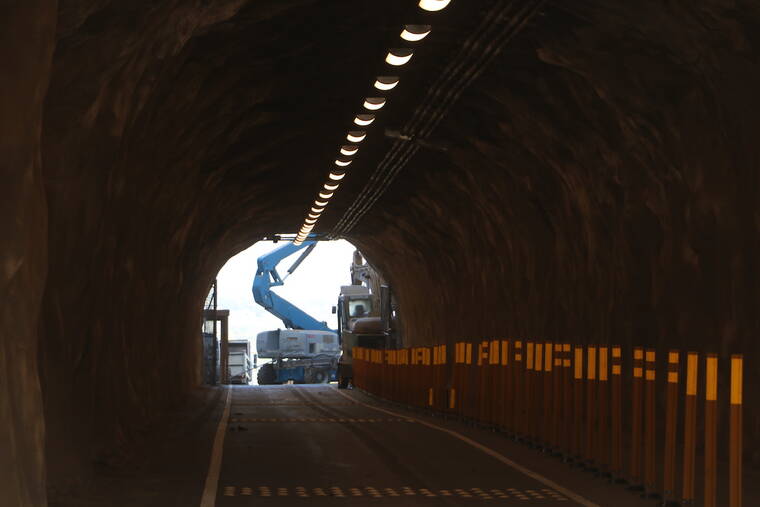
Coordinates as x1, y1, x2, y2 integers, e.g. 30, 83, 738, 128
215, 239, 356, 342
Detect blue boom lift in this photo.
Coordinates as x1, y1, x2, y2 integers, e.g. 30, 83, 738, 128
252, 240, 340, 385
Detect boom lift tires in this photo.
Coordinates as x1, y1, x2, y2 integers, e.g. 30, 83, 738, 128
257, 363, 277, 385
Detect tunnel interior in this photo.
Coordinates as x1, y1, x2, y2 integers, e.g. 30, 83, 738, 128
2, 0, 759, 504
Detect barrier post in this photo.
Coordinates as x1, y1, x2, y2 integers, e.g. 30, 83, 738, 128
663, 350, 679, 503
476, 341, 486, 423
584, 345, 597, 470
452, 343, 463, 416
501, 340, 510, 432
704, 354, 718, 507
629, 347, 644, 489
597, 346, 609, 475
544, 342, 553, 451
643, 349, 656, 497
489, 339, 500, 427
681, 352, 698, 504
573, 346, 584, 463
585, 345, 597, 470
552, 343, 562, 452
730, 354, 743, 507
513, 341, 523, 439
526, 342, 535, 442
563, 344, 572, 460
534, 343, 543, 446
610, 346, 623, 481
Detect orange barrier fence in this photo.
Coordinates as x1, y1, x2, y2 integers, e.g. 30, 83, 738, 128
353, 343, 744, 506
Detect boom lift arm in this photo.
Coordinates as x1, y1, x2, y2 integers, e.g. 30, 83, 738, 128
252, 241, 334, 332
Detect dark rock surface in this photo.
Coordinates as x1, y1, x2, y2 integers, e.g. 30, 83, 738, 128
1, 0, 758, 504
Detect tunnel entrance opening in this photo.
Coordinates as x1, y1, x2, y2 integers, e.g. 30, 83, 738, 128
209, 238, 399, 391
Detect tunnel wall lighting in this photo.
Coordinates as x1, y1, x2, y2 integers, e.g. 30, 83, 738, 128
386, 48, 414, 66
305, 218, 317, 225
340, 145, 358, 156
328, 171, 346, 181
314, 199, 328, 207
419, 0, 451, 11
335, 158, 352, 167
319, 191, 334, 199
347, 131, 366, 142
324, 182, 339, 191
374, 76, 399, 91
311, 206, 324, 213
363, 97, 386, 111
354, 114, 375, 126
401, 25, 431, 41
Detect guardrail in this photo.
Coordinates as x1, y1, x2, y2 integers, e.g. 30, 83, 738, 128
353, 342, 743, 507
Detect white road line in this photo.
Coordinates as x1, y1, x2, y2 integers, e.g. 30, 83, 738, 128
334, 388, 599, 507
200, 387, 232, 507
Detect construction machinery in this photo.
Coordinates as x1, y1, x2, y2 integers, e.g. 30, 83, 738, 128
252, 241, 340, 384
335, 251, 400, 388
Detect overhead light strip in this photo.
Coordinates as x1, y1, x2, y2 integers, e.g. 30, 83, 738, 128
292, 1, 451, 245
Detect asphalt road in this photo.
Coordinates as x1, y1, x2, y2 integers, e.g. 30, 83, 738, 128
214, 384, 593, 506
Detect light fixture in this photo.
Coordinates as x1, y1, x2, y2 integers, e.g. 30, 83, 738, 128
328, 171, 345, 181
401, 25, 431, 42
363, 97, 386, 111
314, 199, 328, 207
311, 206, 324, 213
308, 214, 321, 220
305, 220, 317, 226
335, 157, 352, 167
293, 240, 303, 245
419, 0, 450, 11
386, 48, 413, 66
319, 191, 333, 199
323, 182, 339, 191
354, 114, 375, 126
374, 76, 399, 91
347, 131, 366, 142
340, 145, 358, 156
301, 224, 314, 231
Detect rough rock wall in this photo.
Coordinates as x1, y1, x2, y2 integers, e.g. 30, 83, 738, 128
354, 0, 760, 464
0, 3, 57, 506
37, 0, 409, 496
2, 0, 759, 504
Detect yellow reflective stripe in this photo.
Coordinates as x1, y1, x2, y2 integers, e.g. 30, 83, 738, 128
667, 371, 678, 383
544, 342, 552, 371
706, 355, 718, 401
527, 343, 534, 370
501, 340, 509, 365
598, 347, 608, 381
587, 347, 596, 380
574, 348, 583, 379
731, 355, 742, 405
535, 344, 543, 372
686, 352, 699, 396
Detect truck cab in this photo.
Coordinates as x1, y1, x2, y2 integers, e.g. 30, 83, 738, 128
335, 285, 386, 388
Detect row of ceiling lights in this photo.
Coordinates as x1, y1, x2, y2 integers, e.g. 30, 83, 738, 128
293, 0, 452, 245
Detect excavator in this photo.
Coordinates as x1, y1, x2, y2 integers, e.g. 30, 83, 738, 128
252, 240, 340, 385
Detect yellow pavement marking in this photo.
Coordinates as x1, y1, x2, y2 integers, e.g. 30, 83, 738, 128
228, 417, 411, 424
220, 486, 569, 500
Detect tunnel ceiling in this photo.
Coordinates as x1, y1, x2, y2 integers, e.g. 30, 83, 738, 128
3, 0, 760, 502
